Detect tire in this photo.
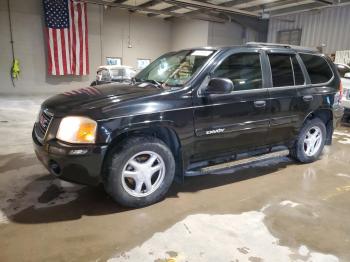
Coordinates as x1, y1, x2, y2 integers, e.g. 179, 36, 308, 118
90, 81, 97, 86
104, 136, 175, 208
290, 118, 326, 163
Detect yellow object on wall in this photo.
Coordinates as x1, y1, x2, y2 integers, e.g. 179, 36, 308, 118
12, 59, 20, 79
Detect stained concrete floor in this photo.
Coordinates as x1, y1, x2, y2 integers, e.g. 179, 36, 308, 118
0, 96, 350, 262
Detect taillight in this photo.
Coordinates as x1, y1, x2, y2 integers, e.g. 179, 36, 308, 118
339, 81, 343, 98
335, 81, 343, 104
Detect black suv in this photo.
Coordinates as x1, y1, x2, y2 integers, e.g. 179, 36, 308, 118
33, 43, 344, 207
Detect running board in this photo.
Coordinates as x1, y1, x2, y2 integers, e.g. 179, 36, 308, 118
185, 149, 290, 176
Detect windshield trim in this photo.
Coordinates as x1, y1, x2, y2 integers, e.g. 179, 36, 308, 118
134, 48, 218, 89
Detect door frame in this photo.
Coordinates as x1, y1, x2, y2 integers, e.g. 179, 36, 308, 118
191, 48, 272, 160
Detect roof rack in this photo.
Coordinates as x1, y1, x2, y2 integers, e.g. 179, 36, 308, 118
246, 42, 318, 52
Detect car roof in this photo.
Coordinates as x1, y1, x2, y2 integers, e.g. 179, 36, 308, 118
177, 42, 320, 54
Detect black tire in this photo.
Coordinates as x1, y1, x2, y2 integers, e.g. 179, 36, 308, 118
104, 136, 175, 208
90, 81, 97, 86
290, 118, 326, 163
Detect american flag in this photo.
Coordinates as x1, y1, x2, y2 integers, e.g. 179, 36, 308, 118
43, 0, 89, 76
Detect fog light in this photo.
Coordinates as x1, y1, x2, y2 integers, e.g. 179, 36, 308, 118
69, 149, 88, 155
49, 160, 61, 175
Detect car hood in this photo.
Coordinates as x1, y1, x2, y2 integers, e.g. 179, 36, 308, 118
42, 83, 162, 117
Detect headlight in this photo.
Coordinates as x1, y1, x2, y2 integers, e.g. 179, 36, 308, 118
57, 116, 97, 144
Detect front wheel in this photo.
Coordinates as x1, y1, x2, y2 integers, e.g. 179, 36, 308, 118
290, 118, 326, 163
105, 137, 175, 207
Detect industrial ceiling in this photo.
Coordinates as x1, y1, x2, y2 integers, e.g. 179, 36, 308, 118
82, 0, 350, 21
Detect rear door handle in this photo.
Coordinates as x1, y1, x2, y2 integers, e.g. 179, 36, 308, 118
254, 100, 266, 108
303, 95, 313, 102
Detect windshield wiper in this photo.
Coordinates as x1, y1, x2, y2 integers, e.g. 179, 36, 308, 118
139, 79, 164, 88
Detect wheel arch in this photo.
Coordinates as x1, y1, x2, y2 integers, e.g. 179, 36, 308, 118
303, 108, 333, 145
101, 123, 184, 183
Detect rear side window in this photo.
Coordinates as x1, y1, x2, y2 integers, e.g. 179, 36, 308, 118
299, 54, 333, 84
292, 56, 305, 85
268, 54, 294, 87
212, 53, 262, 91
268, 54, 305, 87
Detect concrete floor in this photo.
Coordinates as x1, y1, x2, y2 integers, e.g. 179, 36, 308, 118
1, 97, 350, 262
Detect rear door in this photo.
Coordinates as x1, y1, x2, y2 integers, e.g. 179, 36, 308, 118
265, 51, 305, 145
192, 49, 271, 160
295, 53, 335, 126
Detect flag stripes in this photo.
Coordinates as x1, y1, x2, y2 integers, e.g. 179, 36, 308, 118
44, 0, 89, 76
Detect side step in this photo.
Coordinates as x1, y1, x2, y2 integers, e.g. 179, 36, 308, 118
185, 149, 290, 176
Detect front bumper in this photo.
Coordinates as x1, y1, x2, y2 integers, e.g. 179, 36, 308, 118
33, 128, 108, 186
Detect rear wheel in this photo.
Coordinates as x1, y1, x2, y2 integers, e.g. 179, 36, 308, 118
290, 118, 326, 163
105, 137, 175, 207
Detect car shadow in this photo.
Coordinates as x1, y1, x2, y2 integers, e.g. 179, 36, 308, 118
5, 156, 293, 224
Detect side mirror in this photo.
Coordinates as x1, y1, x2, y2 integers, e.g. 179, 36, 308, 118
206, 78, 234, 95
344, 72, 350, 79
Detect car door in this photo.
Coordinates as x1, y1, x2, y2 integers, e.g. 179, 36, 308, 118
192, 50, 271, 161
265, 51, 305, 145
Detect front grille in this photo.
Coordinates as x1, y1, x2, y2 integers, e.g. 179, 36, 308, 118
36, 109, 53, 139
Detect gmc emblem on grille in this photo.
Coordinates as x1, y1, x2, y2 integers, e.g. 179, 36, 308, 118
39, 114, 48, 128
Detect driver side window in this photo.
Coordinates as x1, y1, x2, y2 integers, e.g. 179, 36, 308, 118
212, 53, 263, 91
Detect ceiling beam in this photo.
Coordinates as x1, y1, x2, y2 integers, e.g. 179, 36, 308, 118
266, 0, 350, 16
81, 0, 227, 22
147, 5, 184, 17
162, 0, 259, 17
246, 0, 315, 12
137, 0, 162, 8
269, 2, 327, 15
229, 0, 284, 9
314, 0, 333, 4
217, 0, 239, 7
113, 0, 128, 3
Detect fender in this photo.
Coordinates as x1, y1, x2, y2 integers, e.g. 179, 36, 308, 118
102, 118, 190, 183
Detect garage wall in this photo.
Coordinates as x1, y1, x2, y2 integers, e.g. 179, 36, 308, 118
208, 22, 259, 47
0, 0, 101, 95
170, 18, 262, 51
102, 8, 171, 70
170, 18, 209, 51
0, 0, 171, 95
0, 0, 265, 95
267, 5, 350, 54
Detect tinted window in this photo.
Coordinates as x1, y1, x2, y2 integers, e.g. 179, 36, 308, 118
300, 54, 333, 84
268, 54, 294, 87
212, 53, 262, 91
292, 56, 305, 85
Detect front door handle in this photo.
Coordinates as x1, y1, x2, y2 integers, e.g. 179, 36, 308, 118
303, 95, 313, 102
254, 100, 266, 108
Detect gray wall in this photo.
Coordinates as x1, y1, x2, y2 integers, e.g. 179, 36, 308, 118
208, 21, 259, 47
102, 8, 171, 68
0, 0, 264, 95
0, 0, 101, 95
170, 18, 209, 51
0, 0, 171, 95
268, 5, 350, 54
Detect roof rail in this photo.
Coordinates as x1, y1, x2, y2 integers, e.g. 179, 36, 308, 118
246, 42, 318, 52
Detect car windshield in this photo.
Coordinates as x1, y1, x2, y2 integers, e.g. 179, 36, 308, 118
135, 49, 215, 88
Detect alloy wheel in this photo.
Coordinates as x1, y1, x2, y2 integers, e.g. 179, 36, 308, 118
121, 151, 165, 197
303, 126, 323, 157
